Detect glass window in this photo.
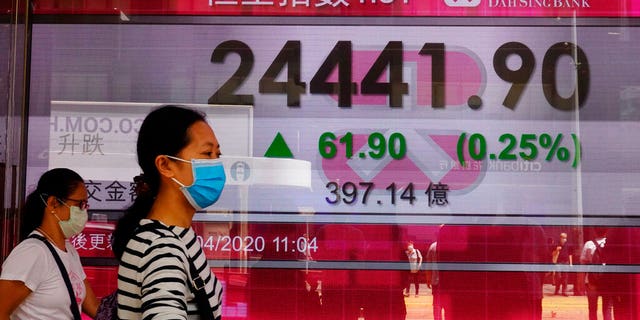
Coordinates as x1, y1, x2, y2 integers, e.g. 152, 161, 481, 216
19, 1, 640, 319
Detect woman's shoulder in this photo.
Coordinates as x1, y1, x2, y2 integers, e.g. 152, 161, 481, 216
132, 219, 188, 254
11, 233, 51, 257
135, 219, 180, 239
122, 235, 187, 270
1, 235, 51, 275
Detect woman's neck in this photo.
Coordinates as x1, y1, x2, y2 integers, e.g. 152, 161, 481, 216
37, 223, 67, 251
147, 188, 195, 228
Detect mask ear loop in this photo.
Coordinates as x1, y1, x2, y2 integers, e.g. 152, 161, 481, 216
171, 177, 187, 188
39, 193, 49, 206
166, 155, 189, 186
39, 193, 56, 214
165, 155, 190, 164
165, 155, 196, 188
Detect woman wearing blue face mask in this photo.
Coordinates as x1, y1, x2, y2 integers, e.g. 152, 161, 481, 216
112, 105, 225, 320
0, 168, 99, 319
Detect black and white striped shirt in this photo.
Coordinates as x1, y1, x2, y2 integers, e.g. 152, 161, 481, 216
117, 219, 223, 319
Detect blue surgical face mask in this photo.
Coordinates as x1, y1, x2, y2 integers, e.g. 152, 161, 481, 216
167, 155, 226, 210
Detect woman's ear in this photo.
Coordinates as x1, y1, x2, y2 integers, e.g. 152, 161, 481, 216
155, 155, 176, 179
46, 195, 59, 209
47, 196, 58, 208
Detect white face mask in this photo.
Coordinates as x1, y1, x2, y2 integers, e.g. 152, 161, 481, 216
48, 199, 89, 239
40, 194, 89, 238
54, 205, 88, 239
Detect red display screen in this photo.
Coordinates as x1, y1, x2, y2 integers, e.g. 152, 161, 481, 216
77, 221, 640, 319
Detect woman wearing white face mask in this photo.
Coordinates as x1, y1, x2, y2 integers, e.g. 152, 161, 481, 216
112, 105, 225, 320
0, 168, 99, 320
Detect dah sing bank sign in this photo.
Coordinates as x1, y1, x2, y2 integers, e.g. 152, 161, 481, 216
445, 0, 591, 8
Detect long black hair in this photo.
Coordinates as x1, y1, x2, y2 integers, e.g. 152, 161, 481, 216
21, 168, 84, 240
111, 105, 206, 259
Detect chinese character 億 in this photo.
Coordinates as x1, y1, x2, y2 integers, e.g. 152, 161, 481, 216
426, 182, 449, 207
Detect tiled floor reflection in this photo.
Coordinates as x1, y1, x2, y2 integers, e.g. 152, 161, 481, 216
405, 284, 591, 320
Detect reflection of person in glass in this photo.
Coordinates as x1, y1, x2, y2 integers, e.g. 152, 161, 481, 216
112, 105, 224, 319
552, 232, 573, 296
426, 241, 443, 320
404, 241, 423, 297
601, 225, 640, 319
580, 227, 613, 320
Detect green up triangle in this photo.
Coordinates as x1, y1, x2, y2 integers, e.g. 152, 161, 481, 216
264, 132, 294, 158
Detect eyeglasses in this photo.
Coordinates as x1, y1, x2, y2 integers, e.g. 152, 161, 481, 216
57, 197, 90, 210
